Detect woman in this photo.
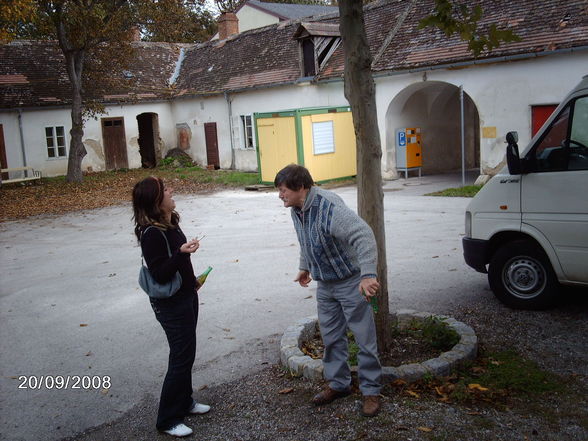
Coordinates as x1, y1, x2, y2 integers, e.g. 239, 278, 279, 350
132, 176, 210, 437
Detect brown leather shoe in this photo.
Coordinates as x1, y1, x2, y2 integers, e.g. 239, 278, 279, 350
361, 395, 381, 417
311, 387, 351, 406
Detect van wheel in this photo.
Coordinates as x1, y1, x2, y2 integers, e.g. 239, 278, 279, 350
488, 240, 559, 309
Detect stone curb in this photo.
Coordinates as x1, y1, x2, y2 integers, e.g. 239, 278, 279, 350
279, 309, 478, 383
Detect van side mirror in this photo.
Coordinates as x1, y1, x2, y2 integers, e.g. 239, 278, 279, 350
506, 131, 522, 174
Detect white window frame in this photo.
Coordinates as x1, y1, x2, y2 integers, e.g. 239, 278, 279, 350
45, 126, 67, 159
312, 120, 335, 155
240, 115, 255, 149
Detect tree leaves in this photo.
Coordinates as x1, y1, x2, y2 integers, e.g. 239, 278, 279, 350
418, 0, 520, 56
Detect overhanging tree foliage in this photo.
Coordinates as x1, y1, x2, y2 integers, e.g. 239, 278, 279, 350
138, 0, 216, 43
2, 0, 216, 183
338, 0, 518, 351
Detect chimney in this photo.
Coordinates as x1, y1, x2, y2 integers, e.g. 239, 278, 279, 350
218, 12, 239, 40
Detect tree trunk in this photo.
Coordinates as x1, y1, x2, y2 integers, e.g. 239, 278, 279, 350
64, 49, 87, 183
339, 0, 392, 351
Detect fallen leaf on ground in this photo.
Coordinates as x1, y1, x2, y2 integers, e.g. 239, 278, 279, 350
468, 383, 489, 391
417, 427, 433, 432
278, 387, 294, 394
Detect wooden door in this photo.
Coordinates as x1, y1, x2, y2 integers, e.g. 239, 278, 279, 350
204, 122, 220, 169
0, 124, 8, 180
102, 117, 128, 170
257, 116, 297, 183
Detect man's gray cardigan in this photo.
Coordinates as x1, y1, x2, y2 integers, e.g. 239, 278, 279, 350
291, 186, 378, 282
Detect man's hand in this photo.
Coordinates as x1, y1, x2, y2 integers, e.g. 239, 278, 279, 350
359, 277, 380, 300
294, 270, 312, 287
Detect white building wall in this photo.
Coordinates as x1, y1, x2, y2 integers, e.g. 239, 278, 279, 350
81, 101, 175, 173
237, 6, 279, 33
0, 112, 26, 170
0, 101, 175, 177
0, 107, 73, 176
210, 6, 278, 40
171, 81, 348, 172
374, 52, 588, 175
3, 51, 586, 178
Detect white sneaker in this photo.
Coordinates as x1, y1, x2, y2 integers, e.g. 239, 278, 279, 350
163, 423, 193, 437
189, 401, 211, 415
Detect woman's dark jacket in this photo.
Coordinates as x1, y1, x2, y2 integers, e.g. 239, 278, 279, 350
140, 225, 197, 295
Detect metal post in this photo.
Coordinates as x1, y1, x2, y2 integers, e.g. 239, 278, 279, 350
460, 85, 465, 187
17, 109, 29, 177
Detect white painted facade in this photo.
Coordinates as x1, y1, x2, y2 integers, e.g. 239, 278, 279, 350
210, 4, 279, 40
1, 50, 586, 178
236, 5, 279, 33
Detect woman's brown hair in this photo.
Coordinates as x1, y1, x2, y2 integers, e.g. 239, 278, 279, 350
132, 176, 179, 240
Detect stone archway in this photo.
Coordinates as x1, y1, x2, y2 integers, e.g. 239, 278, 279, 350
384, 81, 480, 177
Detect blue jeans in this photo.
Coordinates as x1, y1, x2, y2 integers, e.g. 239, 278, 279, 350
150, 290, 199, 430
317, 273, 382, 396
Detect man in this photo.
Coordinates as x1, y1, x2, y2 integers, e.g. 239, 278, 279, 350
275, 164, 382, 417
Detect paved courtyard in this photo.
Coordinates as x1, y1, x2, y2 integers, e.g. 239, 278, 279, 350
0, 173, 489, 441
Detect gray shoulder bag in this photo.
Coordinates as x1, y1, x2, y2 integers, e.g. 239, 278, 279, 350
138, 226, 183, 298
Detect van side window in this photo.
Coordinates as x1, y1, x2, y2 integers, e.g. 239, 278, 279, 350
532, 96, 588, 172
569, 96, 588, 171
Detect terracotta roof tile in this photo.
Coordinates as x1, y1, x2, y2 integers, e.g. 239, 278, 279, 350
1, 0, 586, 108
367, 0, 588, 73
174, 23, 301, 95
0, 40, 185, 108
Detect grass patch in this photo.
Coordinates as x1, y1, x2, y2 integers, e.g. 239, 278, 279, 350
387, 349, 566, 407
460, 350, 564, 396
426, 184, 483, 197
410, 317, 460, 351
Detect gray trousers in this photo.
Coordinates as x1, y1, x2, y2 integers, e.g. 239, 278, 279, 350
316, 273, 382, 396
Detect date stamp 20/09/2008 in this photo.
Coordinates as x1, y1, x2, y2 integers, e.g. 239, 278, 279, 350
16, 375, 111, 390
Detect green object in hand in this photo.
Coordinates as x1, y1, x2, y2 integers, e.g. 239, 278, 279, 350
362, 289, 378, 313
196, 266, 213, 286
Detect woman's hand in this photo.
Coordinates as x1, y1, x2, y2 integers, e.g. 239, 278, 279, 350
180, 238, 200, 254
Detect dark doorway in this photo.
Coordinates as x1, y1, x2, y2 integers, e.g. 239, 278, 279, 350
204, 122, 220, 169
137, 113, 159, 168
102, 117, 128, 170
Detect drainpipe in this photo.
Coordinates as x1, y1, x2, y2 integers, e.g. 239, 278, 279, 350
460, 85, 465, 187
17, 109, 29, 176
225, 91, 235, 170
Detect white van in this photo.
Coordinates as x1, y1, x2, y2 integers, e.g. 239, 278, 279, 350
463, 75, 588, 309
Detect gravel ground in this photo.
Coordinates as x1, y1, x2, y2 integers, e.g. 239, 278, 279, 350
60, 288, 588, 441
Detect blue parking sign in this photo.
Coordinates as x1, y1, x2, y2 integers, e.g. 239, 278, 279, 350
398, 130, 406, 147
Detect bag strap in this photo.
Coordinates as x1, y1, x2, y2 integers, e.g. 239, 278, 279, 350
140, 226, 173, 265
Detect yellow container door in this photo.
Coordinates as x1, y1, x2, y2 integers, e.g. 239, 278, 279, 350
257, 116, 298, 183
